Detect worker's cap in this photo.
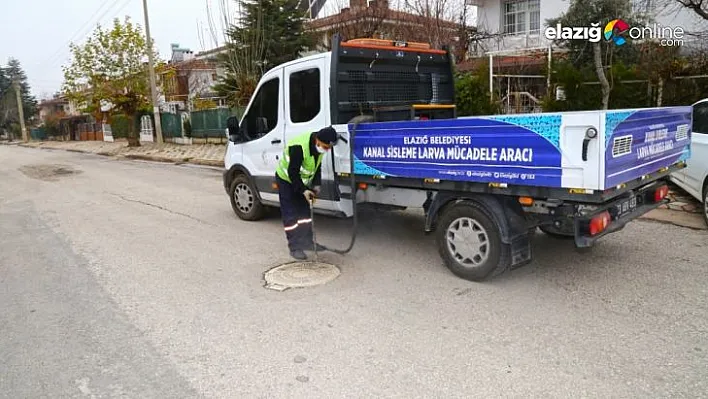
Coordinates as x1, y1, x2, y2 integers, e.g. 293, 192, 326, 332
315, 126, 338, 146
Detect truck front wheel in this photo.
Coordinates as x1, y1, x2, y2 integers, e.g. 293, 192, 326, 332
229, 174, 266, 221
435, 201, 511, 282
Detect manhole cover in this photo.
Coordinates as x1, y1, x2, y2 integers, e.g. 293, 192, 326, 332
264, 261, 340, 291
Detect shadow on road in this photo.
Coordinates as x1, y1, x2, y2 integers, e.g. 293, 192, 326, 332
227, 203, 684, 285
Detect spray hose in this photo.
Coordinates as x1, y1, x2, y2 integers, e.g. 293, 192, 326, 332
320, 122, 360, 256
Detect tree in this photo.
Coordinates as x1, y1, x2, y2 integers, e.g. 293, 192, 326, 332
547, 0, 646, 109
214, 0, 314, 108
0, 59, 37, 139
311, 0, 393, 48
455, 64, 501, 116
6, 58, 38, 123
674, 0, 708, 20
62, 17, 159, 147
0, 67, 12, 136
401, 0, 465, 51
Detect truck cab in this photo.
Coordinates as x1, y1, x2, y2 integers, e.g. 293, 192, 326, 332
223, 35, 455, 221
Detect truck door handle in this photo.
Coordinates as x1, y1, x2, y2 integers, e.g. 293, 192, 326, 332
582, 138, 591, 161
271, 139, 281, 144
582, 128, 598, 162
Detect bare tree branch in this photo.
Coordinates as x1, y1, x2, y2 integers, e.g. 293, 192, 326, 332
675, 0, 708, 20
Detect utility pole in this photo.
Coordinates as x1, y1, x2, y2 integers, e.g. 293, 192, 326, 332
142, 0, 164, 143
13, 79, 28, 142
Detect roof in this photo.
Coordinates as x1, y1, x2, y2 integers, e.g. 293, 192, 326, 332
306, 5, 462, 31
195, 46, 228, 59
38, 97, 69, 106
163, 58, 218, 73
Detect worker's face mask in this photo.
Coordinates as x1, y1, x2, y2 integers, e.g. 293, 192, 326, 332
315, 140, 332, 154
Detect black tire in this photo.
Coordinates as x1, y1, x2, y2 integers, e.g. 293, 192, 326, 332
435, 201, 511, 282
229, 174, 266, 221
538, 224, 575, 239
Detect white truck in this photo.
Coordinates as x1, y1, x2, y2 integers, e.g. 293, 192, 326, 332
223, 35, 692, 282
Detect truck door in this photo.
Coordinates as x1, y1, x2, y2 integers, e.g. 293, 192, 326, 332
559, 112, 603, 190
683, 100, 708, 198
238, 68, 285, 204
283, 57, 340, 211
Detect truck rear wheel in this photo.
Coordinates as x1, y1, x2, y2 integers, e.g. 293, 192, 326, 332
435, 201, 511, 282
229, 174, 266, 221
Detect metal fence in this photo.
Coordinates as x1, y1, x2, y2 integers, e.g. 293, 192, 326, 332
110, 115, 131, 138
190, 108, 232, 138
30, 127, 47, 140
161, 112, 183, 138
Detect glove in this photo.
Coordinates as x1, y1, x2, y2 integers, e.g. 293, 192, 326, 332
303, 190, 316, 203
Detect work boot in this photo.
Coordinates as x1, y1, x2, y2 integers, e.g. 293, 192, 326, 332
290, 249, 307, 260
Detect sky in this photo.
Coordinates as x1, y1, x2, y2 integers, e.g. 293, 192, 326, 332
0, 0, 235, 100
0, 0, 476, 101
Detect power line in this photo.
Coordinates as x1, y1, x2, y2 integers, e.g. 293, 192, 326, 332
46, 0, 132, 66
38, 0, 115, 67
35, 0, 136, 93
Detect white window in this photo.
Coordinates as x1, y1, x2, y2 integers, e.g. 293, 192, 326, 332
502, 0, 540, 35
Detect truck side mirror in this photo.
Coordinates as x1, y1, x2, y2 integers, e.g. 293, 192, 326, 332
256, 117, 268, 134
227, 116, 240, 142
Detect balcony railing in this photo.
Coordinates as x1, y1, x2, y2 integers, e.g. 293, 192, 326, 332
471, 30, 548, 56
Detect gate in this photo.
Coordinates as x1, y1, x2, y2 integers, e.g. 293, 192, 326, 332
140, 115, 154, 142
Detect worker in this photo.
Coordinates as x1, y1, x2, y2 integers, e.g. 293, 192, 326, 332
275, 126, 338, 260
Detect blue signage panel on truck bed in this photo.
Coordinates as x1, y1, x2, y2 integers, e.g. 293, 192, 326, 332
603, 107, 692, 189
351, 114, 564, 187
348, 107, 692, 191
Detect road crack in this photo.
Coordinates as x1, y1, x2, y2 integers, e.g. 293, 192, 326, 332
107, 192, 217, 227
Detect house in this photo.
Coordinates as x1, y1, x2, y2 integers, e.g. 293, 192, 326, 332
306, 0, 472, 61
468, 0, 549, 56
38, 94, 86, 122
38, 96, 70, 123
297, 0, 328, 19
160, 44, 228, 112
469, 0, 705, 57
461, 0, 706, 113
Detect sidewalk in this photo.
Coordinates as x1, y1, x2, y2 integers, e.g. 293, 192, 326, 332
18, 140, 225, 167
640, 182, 706, 230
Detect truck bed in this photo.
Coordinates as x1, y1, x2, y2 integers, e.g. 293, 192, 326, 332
333, 107, 692, 196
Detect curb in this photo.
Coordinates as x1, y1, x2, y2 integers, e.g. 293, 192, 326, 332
123, 154, 176, 163
15, 142, 223, 169
186, 158, 222, 167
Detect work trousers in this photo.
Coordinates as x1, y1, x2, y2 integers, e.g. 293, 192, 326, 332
276, 175, 314, 252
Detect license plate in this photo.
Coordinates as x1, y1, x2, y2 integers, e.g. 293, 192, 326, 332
616, 196, 638, 218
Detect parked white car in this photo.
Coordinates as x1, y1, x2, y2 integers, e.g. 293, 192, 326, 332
670, 98, 708, 226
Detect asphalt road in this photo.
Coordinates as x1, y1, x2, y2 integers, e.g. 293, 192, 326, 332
1, 145, 707, 398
